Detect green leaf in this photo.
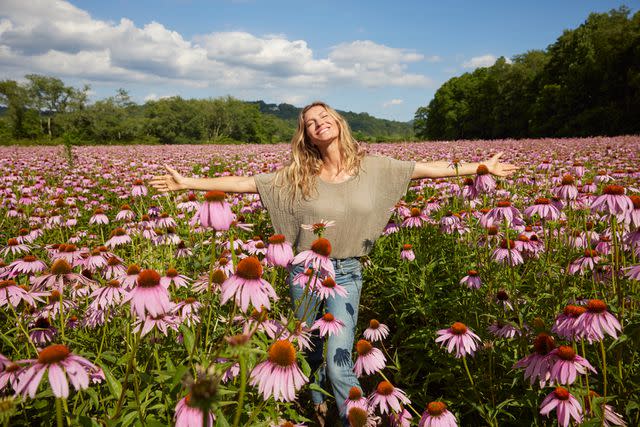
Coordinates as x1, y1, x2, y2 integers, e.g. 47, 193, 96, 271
99, 362, 122, 398
181, 324, 195, 354
308, 383, 333, 398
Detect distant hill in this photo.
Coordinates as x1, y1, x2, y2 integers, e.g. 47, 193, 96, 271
249, 100, 414, 141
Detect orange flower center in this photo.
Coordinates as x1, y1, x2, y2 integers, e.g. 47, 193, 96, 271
51, 259, 72, 275
451, 322, 468, 335
347, 407, 368, 427
126, 264, 141, 275
427, 401, 447, 416
561, 175, 575, 185
402, 244, 413, 250
7, 238, 18, 246
268, 234, 286, 244
112, 228, 126, 237
410, 207, 422, 217
107, 257, 121, 266
23, 255, 37, 262
268, 340, 296, 367
356, 339, 372, 355
583, 249, 599, 258
376, 381, 394, 396
587, 299, 607, 313
603, 185, 624, 195
107, 279, 120, 288
500, 239, 515, 249
556, 345, 576, 360
236, 257, 262, 280
630, 195, 640, 209
476, 164, 489, 175
0, 280, 16, 289
467, 270, 478, 276
281, 422, 294, 427
321, 277, 336, 288
517, 234, 529, 242
496, 290, 509, 301
554, 387, 570, 400
38, 344, 70, 364
137, 269, 161, 288
322, 313, 335, 322
204, 190, 226, 202
563, 305, 586, 318
497, 200, 511, 208
369, 319, 380, 329
166, 268, 178, 278
487, 226, 498, 236
348, 386, 363, 400
311, 238, 332, 257
533, 333, 555, 355
211, 269, 227, 285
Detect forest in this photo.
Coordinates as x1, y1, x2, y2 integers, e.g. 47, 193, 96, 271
413, 7, 640, 140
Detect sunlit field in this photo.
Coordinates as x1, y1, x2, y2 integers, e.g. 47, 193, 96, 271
0, 137, 639, 426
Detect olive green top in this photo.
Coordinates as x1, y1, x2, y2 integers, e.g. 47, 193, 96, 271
254, 155, 415, 259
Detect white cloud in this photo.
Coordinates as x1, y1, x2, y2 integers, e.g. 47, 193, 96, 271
0, 0, 434, 97
383, 99, 403, 107
462, 54, 512, 69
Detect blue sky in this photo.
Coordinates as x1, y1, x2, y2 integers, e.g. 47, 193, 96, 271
1, 0, 637, 121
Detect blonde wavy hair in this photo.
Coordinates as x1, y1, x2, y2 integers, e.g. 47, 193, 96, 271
275, 101, 365, 202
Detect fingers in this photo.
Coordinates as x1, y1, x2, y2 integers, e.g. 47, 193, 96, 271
164, 164, 182, 179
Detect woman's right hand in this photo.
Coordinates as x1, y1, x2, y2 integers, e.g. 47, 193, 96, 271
150, 165, 189, 193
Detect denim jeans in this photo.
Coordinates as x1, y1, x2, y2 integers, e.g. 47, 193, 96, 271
289, 257, 362, 425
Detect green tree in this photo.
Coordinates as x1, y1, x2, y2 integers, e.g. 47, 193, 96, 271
0, 80, 42, 139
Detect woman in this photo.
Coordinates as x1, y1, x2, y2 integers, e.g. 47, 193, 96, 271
151, 101, 517, 425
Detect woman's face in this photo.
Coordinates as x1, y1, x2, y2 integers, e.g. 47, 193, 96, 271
303, 105, 339, 147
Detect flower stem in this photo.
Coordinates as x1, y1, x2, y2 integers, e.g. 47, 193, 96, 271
462, 355, 475, 386
56, 398, 64, 427
600, 339, 608, 400
231, 353, 247, 427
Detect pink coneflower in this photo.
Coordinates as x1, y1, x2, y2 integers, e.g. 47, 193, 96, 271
15, 344, 98, 399
539, 387, 583, 427
115, 204, 136, 221
487, 320, 522, 339
0, 361, 24, 391
514, 234, 544, 258
120, 264, 141, 289
156, 212, 177, 228
83, 248, 107, 272
174, 297, 202, 326
591, 185, 634, 217
249, 339, 308, 401
105, 227, 131, 248
89, 208, 109, 225
625, 195, 640, 227
280, 320, 313, 351
133, 311, 180, 337
548, 345, 596, 385
175, 241, 193, 258
491, 239, 524, 266
551, 305, 587, 340
514, 333, 555, 387
400, 244, 415, 261
402, 207, 429, 228
390, 408, 413, 427
553, 175, 579, 201
311, 313, 345, 337
439, 212, 467, 235
291, 238, 335, 279
8, 255, 47, 276
494, 290, 514, 311
301, 219, 335, 236
484, 200, 525, 229
90, 279, 128, 310
31, 258, 93, 292
266, 234, 294, 268
574, 299, 622, 343
0, 279, 46, 307
29, 317, 58, 345
418, 401, 458, 427
131, 179, 148, 197
462, 177, 478, 200
353, 339, 386, 377
623, 264, 640, 281
177, 193, 200, 212
585, 391, 627, 427
383, 220, 400, 235
343, 386, 369, 413
567, 249, 600, 275
524, 197, 561, 221
174, 393, 215, 427
126, 269, 171, 318
1, 238, 31, 257
473, 164, 496, 194
160, 268, 191, 289
363, 319, 390, 342
314, 276, 348, 299
103, 256, 127, 280
194, 190, 234, 231
347, 406, 380, 427
220, 256, 278, 312
368, 381, 411, 415
459, 270, 481, 289
435, 322, 482, 358
244, 236, 267, 256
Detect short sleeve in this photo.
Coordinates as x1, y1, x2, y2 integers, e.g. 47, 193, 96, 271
372, 156, 415, 209
253, 173, 299, 245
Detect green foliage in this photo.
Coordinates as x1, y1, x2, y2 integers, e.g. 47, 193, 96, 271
416, 7, 640, 140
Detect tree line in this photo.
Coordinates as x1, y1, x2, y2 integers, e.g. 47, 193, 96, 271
0, 78, 413, 145
414, 7, 640, 140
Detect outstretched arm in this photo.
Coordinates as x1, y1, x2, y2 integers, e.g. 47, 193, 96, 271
411, 152, 518, 179
150, 165, 258, 194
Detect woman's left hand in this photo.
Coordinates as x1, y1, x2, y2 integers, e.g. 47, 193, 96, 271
486, 152, 519, 177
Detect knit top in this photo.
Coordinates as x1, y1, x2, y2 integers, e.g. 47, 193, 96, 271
254, 155, 415, 259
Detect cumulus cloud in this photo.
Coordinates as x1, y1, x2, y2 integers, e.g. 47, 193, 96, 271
383, 99, 403, 107
0, 0, 435, 96
462, 54, 511, 69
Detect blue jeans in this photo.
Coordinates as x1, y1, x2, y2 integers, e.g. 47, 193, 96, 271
289, 257, 362, 425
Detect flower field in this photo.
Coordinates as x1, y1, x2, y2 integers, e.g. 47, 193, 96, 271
0, 136, 639, 426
